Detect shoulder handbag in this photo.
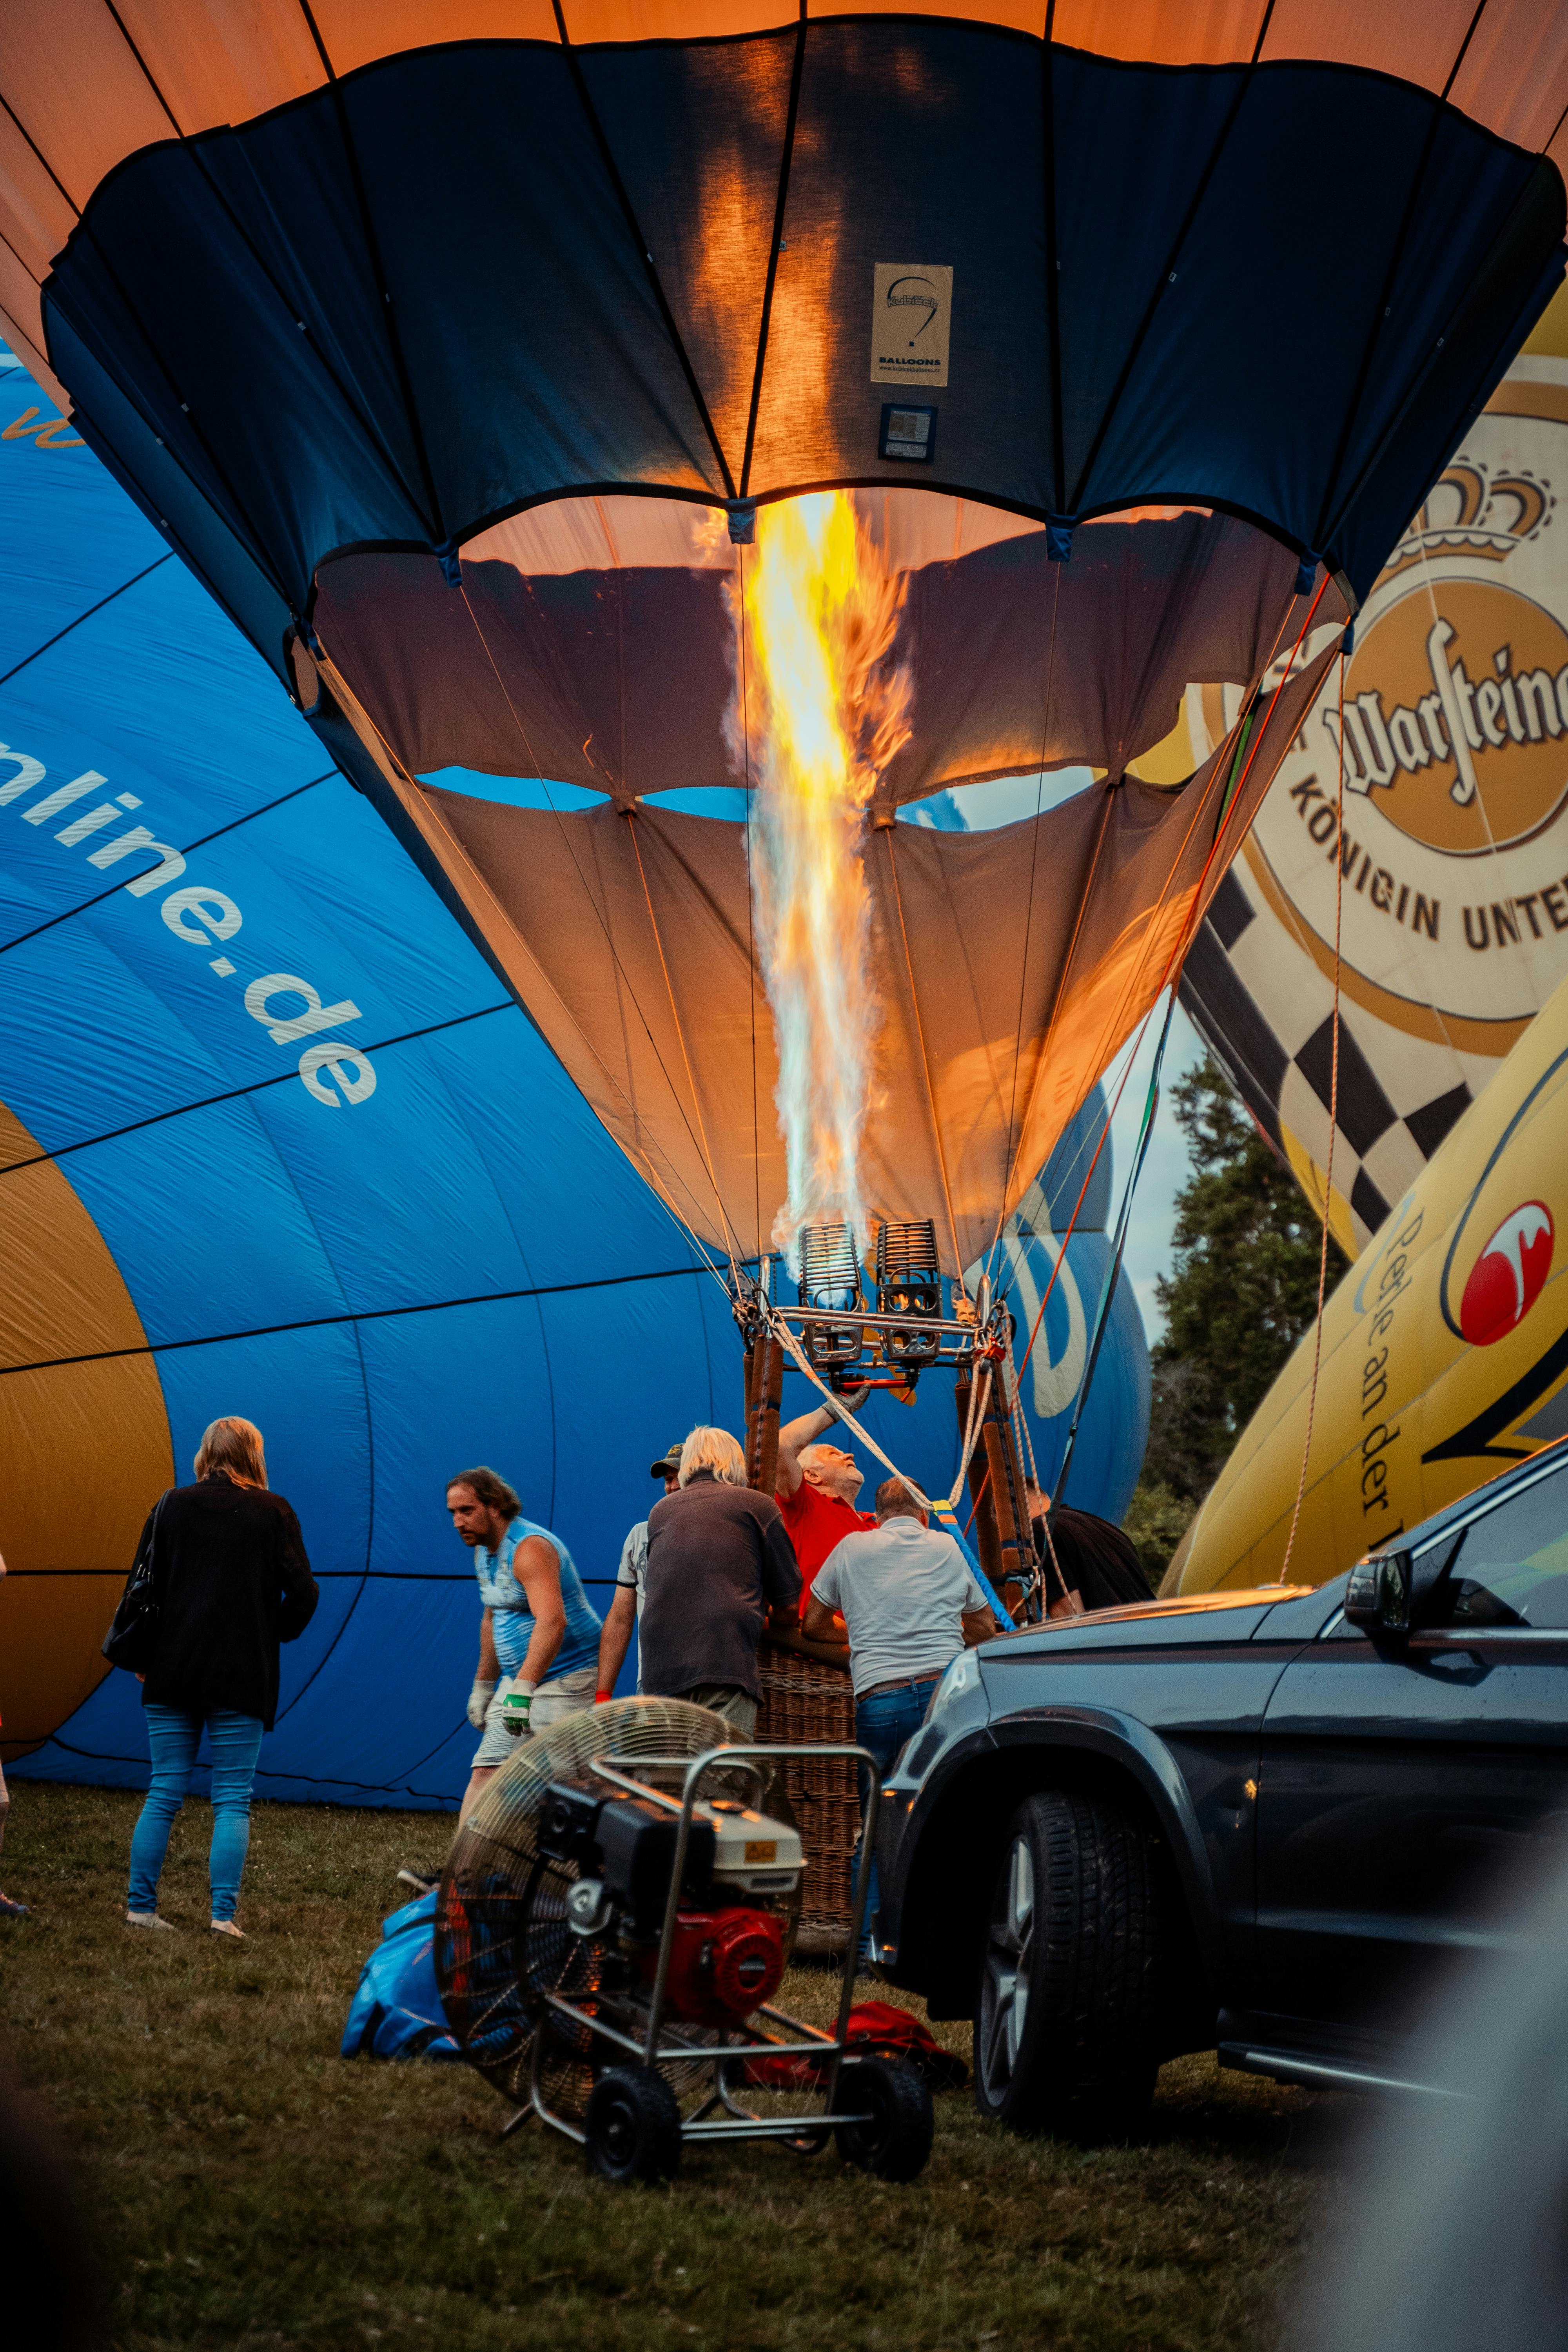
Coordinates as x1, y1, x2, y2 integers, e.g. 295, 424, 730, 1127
102, 1490, 171, 1673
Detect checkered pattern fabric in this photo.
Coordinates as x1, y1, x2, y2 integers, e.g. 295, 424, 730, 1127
1180, 866, 1473, 1253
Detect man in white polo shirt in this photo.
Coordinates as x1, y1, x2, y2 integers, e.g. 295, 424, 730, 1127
804, 1475, 998, 1956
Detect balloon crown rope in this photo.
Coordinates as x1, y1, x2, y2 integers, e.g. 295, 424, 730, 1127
731, 1219, 1049, 1623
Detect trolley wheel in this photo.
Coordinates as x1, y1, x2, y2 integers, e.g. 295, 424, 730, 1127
583, 2067, 683, 2187
833, 2055, 934, 2183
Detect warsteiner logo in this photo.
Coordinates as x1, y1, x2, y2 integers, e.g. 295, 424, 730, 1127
1459, 1201, 1553, 1346
1325, 581, 1568, 854
1243, 389, 1568, 1048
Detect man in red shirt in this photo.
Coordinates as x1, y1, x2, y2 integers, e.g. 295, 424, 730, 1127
776, 1385, 877, 1621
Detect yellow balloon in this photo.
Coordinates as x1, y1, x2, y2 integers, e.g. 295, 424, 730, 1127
0, 1097, 172, 1761
1170, 968, 1568, 1593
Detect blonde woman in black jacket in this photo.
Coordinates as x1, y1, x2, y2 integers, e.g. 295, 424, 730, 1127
125, 1417, 318, 1938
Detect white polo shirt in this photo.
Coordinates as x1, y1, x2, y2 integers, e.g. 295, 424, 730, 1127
811, 1516, 989, 1699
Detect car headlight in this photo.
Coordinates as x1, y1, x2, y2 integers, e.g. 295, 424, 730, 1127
925, 1648, 980, 1726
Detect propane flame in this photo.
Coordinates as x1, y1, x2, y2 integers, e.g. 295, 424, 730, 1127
737, 493, 911, 1267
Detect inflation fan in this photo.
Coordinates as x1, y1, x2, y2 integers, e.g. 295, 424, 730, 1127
434, 1697, 934, 2185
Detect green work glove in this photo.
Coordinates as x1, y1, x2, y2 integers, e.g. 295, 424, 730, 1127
499, 1679, 536, 1738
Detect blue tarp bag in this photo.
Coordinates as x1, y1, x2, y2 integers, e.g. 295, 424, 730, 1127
341, 1891, 462, 2063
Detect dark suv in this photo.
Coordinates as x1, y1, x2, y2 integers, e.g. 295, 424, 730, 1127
873, 1442, 1568, 2137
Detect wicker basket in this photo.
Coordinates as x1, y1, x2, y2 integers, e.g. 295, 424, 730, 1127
753, 1635, 860, 1953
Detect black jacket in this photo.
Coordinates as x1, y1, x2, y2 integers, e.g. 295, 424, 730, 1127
1032, 1507, 1152, 1614
138, 1474, 319, 1730
641, 1470, 801, 1700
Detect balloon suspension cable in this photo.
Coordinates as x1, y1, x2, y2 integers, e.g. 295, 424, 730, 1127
764, 1298, 995, 1516
1277, 641, 1349, 1585
623, 808, 744, 1285
308, 624, 737, 1297
1010, 570, 1333, 1396
884, 828, 965, 1281
982, 575, 1310, 1290
450, 583, 746, 1291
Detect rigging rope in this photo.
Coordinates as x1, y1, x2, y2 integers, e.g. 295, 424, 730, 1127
989, 560, 1063, 1286
1010, 571, 1334, 1394
884, 826, 965, 1280
764, 1300, 995, 1517
624, 808, 742, 1283
1276, 642, 1349, 1586
1047, 983, 1176, 1512
453, 581, 748, 1281
309, 629, 736, 1293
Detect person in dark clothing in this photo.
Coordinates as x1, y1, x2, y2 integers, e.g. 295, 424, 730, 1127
1024, 1480, 1152, 1616
639, 1426, 801, 1736
125, 1416, 318, 1937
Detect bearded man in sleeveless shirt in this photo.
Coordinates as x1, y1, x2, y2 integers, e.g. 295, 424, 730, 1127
447, 1466, 603, 1819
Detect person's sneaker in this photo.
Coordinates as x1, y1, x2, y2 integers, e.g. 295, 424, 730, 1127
210, 1919, 244, 1940
396, 1869, 437, 1895
125, 1909, 176, 1931
0, 1892, 28, 1918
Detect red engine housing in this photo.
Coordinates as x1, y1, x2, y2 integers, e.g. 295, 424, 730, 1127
642, 1907, 786, 2026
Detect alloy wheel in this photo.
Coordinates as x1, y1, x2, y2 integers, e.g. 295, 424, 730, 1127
979, 1833, 1034, 2098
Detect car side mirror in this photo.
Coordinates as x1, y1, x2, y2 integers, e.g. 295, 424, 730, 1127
1344, 1547, 1412, 1636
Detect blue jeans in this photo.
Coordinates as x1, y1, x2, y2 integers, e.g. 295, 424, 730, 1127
851, 1677, 940, 1954
129, 1706, 265, 1921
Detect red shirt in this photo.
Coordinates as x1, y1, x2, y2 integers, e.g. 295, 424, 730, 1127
777, 1481, 877, 1619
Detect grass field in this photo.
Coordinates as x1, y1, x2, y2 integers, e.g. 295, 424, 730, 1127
0, 1780, 1348, 2350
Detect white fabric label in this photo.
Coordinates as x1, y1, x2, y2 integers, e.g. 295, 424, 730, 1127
871, 265, 952, 387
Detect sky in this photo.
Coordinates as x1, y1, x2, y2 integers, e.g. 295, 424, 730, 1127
1104, 995, 1209, 1344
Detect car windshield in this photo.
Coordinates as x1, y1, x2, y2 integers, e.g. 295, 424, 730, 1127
1433, 1458, 1568, 1628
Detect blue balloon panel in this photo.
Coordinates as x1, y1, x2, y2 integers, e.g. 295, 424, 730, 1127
0, 352, 1146, 1809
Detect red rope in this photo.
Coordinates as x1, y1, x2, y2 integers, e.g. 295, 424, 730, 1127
962, 1462, 990, 1538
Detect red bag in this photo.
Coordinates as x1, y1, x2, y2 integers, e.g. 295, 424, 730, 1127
743, 1998, 967, 2091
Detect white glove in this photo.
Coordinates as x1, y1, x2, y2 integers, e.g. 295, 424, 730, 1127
467, 1676, 497, 1730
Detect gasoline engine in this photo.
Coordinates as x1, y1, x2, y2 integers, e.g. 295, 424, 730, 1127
537, 1777, 804, 2030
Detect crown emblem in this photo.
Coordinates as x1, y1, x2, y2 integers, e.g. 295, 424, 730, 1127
1382, 460, 1554, 582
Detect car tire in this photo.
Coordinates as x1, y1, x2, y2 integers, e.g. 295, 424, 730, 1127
973, 1788, 1166, 2141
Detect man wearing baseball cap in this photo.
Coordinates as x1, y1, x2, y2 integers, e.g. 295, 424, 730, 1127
593, 1440, 684, 1700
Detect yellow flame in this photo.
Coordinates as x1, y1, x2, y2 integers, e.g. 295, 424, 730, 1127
738, 492, 910, 1264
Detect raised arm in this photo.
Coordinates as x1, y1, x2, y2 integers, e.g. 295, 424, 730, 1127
775, 1382, 870, 1497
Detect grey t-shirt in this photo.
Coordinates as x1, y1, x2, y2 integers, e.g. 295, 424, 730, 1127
615, 1519, 649, 1692
812, 1517, 988, 1698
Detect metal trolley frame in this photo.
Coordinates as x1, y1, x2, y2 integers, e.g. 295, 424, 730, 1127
515, 1741, 887, 2156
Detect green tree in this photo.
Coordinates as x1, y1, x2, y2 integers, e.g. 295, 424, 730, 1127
1123, 1054, 1347, 1581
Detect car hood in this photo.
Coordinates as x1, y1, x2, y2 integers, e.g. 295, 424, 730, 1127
981, 1586, 1312, 1659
